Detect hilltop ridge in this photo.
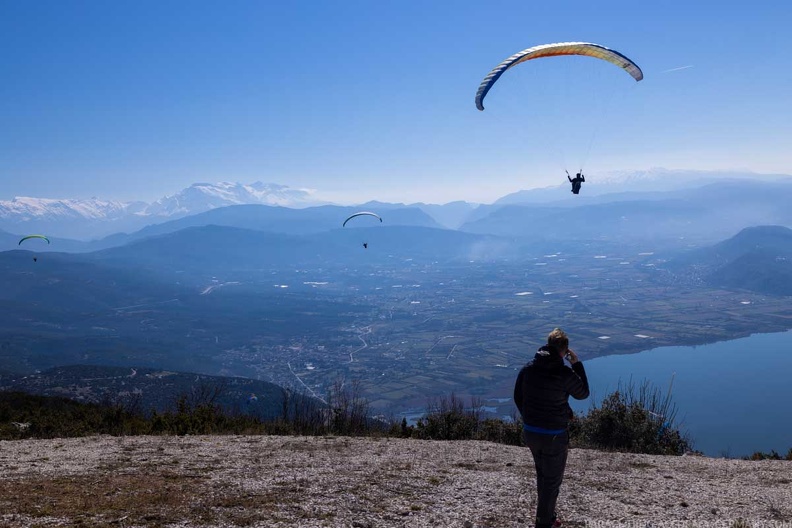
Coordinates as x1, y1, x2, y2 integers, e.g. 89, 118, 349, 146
0, 435, 789, 527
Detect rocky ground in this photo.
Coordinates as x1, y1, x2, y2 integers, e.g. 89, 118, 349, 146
0, 435, 790, 527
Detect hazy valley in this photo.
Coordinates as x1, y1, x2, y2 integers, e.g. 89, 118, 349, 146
3, 175, 792, 421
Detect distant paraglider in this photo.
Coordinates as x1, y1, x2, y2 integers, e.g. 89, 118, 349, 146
342, 212, 382, 227
19, 234, 50, 262
19, 235, 50, 246
342, 212, 382, 250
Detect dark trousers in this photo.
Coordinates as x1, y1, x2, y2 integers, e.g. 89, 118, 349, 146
522, 430, 569, 528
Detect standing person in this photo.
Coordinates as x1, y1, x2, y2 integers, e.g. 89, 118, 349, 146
514, 328, 589, 528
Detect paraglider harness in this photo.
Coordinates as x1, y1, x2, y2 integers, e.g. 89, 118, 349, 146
567, 170, 585, 195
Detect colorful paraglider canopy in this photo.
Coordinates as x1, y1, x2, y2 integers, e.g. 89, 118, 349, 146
475, 42, 643, 111
342, 212, 383, 227
19, 235, 50, 245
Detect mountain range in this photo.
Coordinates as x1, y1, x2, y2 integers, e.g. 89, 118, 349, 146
3, 177, 792, 257
493, 167, 792, 205
0, 182, 328, 240
5, 169, 790, 242
461, 179, 792, 245
669, 225, 792, 295
0, 364, 291, 418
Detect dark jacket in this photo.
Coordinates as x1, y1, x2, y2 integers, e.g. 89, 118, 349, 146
514, 345, 590, 430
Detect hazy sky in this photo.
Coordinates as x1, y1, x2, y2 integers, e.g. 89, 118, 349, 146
1, 1, 790, 204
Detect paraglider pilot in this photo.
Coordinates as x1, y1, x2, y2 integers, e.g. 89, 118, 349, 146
567, 170, 585, 195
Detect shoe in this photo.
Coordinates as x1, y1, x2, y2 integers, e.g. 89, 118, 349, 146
534, 514, 561, 528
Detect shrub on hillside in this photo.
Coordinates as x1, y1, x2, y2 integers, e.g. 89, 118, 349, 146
407, 394, 521, 445
569, 380, 692, 455
0, 391, 148, 439
475, 417, 522, 446
413, 393, 480, 440
745, 449, 792, 461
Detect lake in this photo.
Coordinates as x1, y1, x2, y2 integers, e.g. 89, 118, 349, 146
569, 329, 792, 457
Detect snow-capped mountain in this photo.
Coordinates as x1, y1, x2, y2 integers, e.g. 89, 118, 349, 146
0, 182, 329, 240
144, 182, 325, 216
0, 196, 147, 221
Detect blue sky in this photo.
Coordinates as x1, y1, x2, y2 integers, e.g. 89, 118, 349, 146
1, 0, 790, 204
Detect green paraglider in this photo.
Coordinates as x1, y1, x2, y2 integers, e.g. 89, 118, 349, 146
19, 234, 50, 262
18, 235, 50, 245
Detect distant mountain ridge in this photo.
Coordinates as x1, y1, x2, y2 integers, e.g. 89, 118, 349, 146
461, 179, 792, 244
144, 182, 327, 216
705, 225, 792, 262
494, 168, 792, 205
0, 364, 292, 417
0, 196, 146, 220
0, 182, 329, 240
3, 170, 792, 243
671, 225, 792, 295
95, 203, 442, 249
0, 197, 148, 240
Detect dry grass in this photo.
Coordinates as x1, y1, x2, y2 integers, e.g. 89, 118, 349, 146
0, 472, 199, 526
0, 470, 321, 527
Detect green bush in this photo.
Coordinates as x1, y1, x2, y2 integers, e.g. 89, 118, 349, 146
475, 417, 522, 446
745, 450, 783, 461
406, 394, 521, 445
413, 393, 479, 440
8, 380, 787, 460
569, 380, 693, 455
0, 391, 149, 440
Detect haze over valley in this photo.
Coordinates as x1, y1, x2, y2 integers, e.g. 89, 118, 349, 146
3, 173, 792, 426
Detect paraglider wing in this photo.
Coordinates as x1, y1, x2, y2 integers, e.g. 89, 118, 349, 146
19, 235, 50, 245
342, 212, 383, 227
475, 42, 643, 111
